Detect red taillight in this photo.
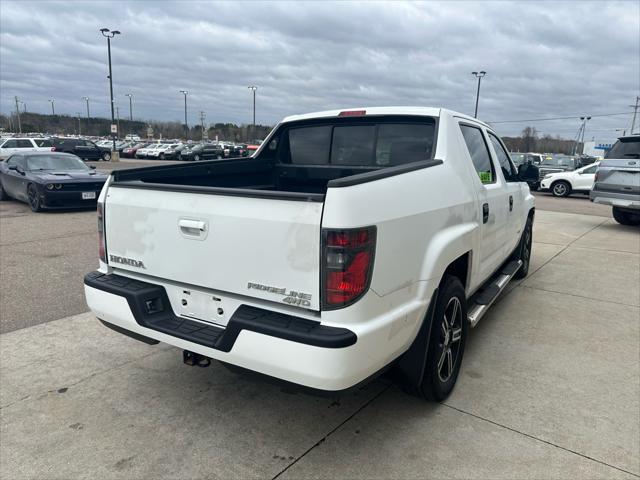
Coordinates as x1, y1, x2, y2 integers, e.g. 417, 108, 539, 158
322, 226, 376, 310
338, 110, 366, 117
97, 201, 107, 263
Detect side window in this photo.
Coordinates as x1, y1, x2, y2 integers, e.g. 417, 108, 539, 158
17, 139, 34, 148
488, 133, 519, 182
1, 140, 18, 149
84, 141, 95, 147
7, 155, 25, 167
582, 165, 597, 174
34, 139, 52, 147
460, 125, 495, 184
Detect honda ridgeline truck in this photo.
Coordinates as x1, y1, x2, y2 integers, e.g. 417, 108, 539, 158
84, 107, 535, 401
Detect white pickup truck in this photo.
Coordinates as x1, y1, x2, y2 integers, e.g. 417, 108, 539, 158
84, 107, 535, 401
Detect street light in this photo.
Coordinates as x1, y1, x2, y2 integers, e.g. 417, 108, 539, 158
48, 99, 55, 115
116, 105, 120, 140
100, 27, 121, 158
471, 71, 486, 118
248, 85, 257, 142
82, 96, 90, 118
125, 93, 133, 137
179, 90, 188, 140
76, 112, 82, 136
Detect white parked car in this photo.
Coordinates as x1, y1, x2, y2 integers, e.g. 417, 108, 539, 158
539, 162, 599, 197
84, 107, 535, 401
0, 137, 54, 160
147, 144, 180, 160
135, 144, 160, 159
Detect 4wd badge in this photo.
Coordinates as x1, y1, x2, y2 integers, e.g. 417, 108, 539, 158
247, 282, 312, 307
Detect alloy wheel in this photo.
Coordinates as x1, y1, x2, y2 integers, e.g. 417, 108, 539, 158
437, 296, 463, 383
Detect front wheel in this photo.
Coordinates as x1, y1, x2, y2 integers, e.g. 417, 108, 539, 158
418, 275, 468, 401
194, 154, 200, 161
102, 151, 111, 162
159, 153, 165, 160
612, 207, 640, 226
27, 184, 42, 212
551, 180, 571, 197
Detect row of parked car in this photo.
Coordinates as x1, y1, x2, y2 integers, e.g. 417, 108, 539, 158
0, 137, 259, 162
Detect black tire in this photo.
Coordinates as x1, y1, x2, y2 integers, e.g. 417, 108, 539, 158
217, 154, 222, 159
159, 153, 165, 160
194, 154, 200, 161
27, 184, 42, 212
513, 215, 533, 279
417, 275, 468, 401
551, 180, 571, 197
612, 207, 640, 226
102, 151, 111, 162
0, 180, 7, 200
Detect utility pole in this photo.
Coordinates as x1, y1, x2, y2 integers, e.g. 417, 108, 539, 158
199, 111, 206, 142
76, 112, 82, 136
630, 96, 640, 134
82, 96, 90, 118
471, 71, 486, 118
49, 99, 55, 115
14, 96, 21, 134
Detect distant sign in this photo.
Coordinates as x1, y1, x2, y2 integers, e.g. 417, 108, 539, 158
110, 124, 117, 133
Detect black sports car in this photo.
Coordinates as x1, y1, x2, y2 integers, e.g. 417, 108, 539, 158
0, 152, 108, 212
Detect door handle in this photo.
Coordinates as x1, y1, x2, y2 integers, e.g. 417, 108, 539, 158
482, 203, 489, 224
178, 219, 207, 238
509, 195, 513, 212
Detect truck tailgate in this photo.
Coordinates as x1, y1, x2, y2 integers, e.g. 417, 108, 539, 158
104, 185, 323, 310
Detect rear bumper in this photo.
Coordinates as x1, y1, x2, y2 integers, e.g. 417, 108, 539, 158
84, 271, 404, 391
590, 190, 640, 209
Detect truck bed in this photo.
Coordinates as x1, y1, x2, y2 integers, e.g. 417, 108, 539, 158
112, 157, 382, 198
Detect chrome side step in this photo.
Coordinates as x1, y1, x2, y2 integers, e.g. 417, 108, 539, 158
467, 259, 522, 328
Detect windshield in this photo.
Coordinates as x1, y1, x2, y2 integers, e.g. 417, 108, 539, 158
605, 138, 640, 159
541, 157, 575, 167
511, 153, 526, 165
26, 155, 89, 171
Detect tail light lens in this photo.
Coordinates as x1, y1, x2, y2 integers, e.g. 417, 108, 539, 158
97, 201, 107, 263
322, 226, 376, 310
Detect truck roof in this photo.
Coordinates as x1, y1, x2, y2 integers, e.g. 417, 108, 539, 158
281, 106, 490, 128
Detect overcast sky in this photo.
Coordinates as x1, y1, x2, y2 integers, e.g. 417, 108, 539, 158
1, 0, 638, 142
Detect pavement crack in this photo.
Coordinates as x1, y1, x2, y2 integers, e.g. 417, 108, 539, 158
441, 403, 640, 478
272, 383, 392, 480
0, 347, 171, 410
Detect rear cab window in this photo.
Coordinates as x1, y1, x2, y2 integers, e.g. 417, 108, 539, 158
280, 116, 436, 167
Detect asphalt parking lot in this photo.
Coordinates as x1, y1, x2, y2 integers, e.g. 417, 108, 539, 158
1, 166, 638, 479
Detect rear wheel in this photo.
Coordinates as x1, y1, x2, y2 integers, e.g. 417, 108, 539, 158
102, 151, 111, 162
27, 184, 42, 212
551, 180, 571, 197
612, 207, 640, 226
194, 154, 200, 161
513, 215, 533, 279
417, 275, 468, 401
159, 153, 165, 160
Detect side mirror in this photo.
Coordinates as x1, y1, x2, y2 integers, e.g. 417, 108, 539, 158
16, 166, 25, 175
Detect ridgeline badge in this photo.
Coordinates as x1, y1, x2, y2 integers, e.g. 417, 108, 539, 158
247, 282, 312, 307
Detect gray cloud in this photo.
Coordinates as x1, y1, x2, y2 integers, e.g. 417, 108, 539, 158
1, 0, 638, 143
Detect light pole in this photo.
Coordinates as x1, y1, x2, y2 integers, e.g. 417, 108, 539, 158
248, 85, 257, 141
48, 99, 55, 115
125, 93, 133, 137
179, 90, 188, 140
116, 106, 120, 140
82, 96, 90, 118
471, 71, 486, 118
100, 28, 121, 158
76, 112, 82, 136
